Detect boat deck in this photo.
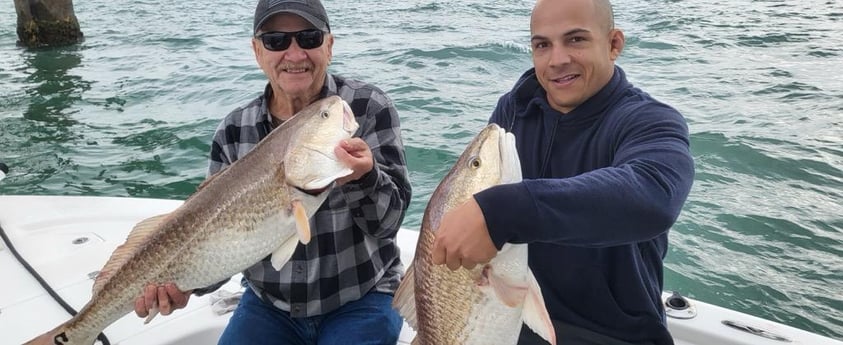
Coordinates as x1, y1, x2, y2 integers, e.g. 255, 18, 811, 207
1, 196, 839, 345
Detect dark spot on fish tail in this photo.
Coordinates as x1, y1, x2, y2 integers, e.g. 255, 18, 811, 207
54, 332, 69, 345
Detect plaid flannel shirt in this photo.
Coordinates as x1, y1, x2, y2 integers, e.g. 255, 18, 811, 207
202, 74, 411, 317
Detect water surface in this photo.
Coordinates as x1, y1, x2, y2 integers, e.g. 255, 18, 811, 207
0, 0, 840, 339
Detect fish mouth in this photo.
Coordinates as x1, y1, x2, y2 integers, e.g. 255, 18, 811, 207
498, 128, 522, 183
342, 100, 358, 133
297, 144, 355, 189
297, 183, 333, 196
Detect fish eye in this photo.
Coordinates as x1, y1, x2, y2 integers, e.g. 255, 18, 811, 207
321, 111, 329, 119
469, 157, 482, 169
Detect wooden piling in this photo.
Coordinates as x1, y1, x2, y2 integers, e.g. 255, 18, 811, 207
14, 0, 83, 48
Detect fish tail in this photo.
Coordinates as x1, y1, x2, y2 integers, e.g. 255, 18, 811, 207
23, 321, 97, 345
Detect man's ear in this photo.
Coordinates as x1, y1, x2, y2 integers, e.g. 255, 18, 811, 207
252, 37, 262, 64
325, 33, 335, 63
252, 37, 262, 59
609, 29, 625, 61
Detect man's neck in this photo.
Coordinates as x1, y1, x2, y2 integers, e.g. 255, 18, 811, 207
268, 86, 322, 121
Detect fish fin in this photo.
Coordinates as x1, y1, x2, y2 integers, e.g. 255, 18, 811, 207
292, 200, 312, 245
392, 263, 418, 330
271, 234, 300, 271
144, 301, 160, 324
521, 270, 556, 345
482, 264, 528, 308
303, 168, 352, 190
195, 170, 222, 192
93, 214, 169, 295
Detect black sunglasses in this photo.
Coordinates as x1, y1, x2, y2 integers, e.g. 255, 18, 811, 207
256, 29, 325, 51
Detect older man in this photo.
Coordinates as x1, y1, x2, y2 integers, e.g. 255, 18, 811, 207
133, 1, 412, 344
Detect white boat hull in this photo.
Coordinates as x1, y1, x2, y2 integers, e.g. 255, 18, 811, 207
0, 196, 839, 345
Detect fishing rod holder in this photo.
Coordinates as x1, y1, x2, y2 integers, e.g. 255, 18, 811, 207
664, 291, 697, 319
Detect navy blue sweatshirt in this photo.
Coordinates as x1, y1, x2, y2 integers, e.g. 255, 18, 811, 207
475, 66, 694, 345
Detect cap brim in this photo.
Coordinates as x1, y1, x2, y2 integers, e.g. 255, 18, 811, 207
254, 9, 329, 34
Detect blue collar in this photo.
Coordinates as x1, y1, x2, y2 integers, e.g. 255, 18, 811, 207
513, 65, 629, 122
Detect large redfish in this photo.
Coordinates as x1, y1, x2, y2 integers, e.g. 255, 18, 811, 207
25, 95, 359, 345
393, 123, 556, 345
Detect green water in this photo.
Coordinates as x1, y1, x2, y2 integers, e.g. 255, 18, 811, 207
1, 0, 841, 339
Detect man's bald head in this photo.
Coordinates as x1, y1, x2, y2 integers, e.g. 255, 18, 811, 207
532, 0, 615, 33
594, 0, 615, 32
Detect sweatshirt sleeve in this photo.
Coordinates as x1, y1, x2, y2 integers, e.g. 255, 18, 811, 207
476, 103, 695, 248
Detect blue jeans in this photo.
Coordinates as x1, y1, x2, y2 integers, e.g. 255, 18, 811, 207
217, 287, 402, 345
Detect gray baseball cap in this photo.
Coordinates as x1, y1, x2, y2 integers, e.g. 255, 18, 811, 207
253, 0, 331, 35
